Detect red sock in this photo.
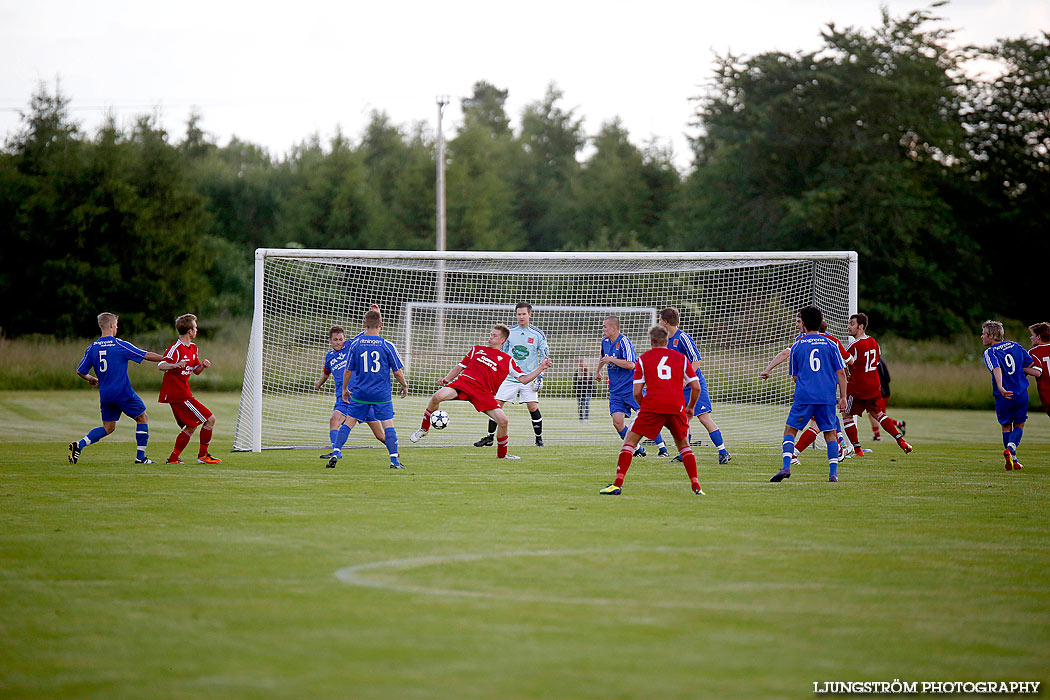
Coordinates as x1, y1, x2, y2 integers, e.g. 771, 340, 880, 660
198, 426, 213, 457
843, 418, 861, 447
170, 430, 191, 460
795, 426, 819, 453
421, 410, 432, 432
680, 446, 699, 485
614, 445, 634, 486
497, 435, 509, 458
878, 414, 902, 439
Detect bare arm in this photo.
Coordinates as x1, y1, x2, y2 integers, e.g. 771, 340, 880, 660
517, 357, 553, 386
760, 346, 791, 379
76, 370, 99, 387
314, 372, 330, 391
686, 380, 700, 414
633, 382, 643, 404
993, 366, 1012, 399
193, 359, 210, 375
1024, 364, 1043, 377
441, 364, 465, 386
143, 351, 166, 363
341, 368, 354, 401
393, 368, 408, 399
836, 368, 848, 412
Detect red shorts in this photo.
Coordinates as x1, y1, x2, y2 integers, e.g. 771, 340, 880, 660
448, 378, 499, 413
874, 395, 887, 413
168, 397, 213, 429
629, 410, 690, 442
845, 395, 881, 417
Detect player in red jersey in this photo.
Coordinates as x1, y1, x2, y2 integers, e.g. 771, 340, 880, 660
599, 325, 704, 495
761, 316, 854, 462
157, 313, 221, 465
1029, 322, 1050, 418
410, 324, 552, 459
841, 313, 911, 454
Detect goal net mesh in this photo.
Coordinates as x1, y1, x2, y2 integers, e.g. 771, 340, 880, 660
233, 253, 853, 451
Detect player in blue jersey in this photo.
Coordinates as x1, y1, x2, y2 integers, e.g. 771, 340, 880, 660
595, 315, 668, 457
316, 306, 388, 460
68, 312, 169, 465
336, 309, 409, 469
981, 320, 1042, 470
659, 307, 731, 464
771, 306, 848, 483
475, 303, 551, 447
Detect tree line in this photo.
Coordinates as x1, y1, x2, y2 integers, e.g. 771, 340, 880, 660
1, 7, 1046, 339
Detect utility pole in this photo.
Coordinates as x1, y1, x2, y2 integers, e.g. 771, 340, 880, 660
435, 96, 449, 344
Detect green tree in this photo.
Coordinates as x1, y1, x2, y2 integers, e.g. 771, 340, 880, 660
955, 32, 1050, 324
675, 7, 981, 334
514, 84, 585, 250
446, 82, 523, 250
1, 83, 212, 336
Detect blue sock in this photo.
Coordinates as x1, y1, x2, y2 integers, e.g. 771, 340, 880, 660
709, 429, 727, 454
827, 440, 839, 477
782, 435, 795, 471
385, 427, 400, 465
654, 433, 666, 449
333, 424, 351, 457
79, 426, 108, 450
135, 424, 149, 460
1009, 427, 1023, 454
617, 427, 628, 440
330, 429, 339, 451
1002, 431, 1011, 450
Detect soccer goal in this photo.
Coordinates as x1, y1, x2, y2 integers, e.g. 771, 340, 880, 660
232, 250, 857, 452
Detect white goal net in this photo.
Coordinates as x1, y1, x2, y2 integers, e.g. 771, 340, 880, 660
233, 250, 857, 452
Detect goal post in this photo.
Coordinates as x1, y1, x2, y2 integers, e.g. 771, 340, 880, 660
233, 250, 858, 452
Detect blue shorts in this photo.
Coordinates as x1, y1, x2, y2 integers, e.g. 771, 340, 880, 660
333, 398, 352, 416
347, 400, 393, 423
683, 383, 712, 416
609, 395, 639, 417
100, 394, 146, 423
786, 403, 838, 432
994, 395, 1028, 425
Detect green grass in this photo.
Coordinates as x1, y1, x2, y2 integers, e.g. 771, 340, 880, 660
1, 391, 1048, 699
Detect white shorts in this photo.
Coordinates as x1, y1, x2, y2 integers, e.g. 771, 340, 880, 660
496, 377, 540, 404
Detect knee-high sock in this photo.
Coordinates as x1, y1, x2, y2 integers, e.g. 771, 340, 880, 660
843, 416, 861, 447
79, 426, 109, 450
827, 439, 840, 477
497, 435, 509, 458
795, 425, 819, 453
420, 409, 432, 432
783, 435, 795, 471
198, 425, 213, 457
135, 424, 149, 460
877, 414, 902, 439
654, 433, 666, 449
333, 424, 352, 456
1008, 427, 1023, 454
614, 444, 635, 487
617, 427, 628, 440
171, 430, 192, 459
488, 419, 497, 437
708, 429, 726, 453
680, 446, 698, 485
530, 409, 542, 436
384, 427, 399, 463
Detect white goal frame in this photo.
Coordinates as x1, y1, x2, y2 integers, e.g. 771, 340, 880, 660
234, 249, 858, 452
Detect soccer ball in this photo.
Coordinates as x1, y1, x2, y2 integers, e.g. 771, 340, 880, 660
430, 410, 450, 430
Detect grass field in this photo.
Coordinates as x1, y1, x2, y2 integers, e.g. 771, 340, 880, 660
1, 391, 1048, 699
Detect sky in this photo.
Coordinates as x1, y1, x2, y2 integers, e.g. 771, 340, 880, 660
2, 0, 1047, 169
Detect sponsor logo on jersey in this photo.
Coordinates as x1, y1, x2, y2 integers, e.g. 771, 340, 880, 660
512, 346, 529, 360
